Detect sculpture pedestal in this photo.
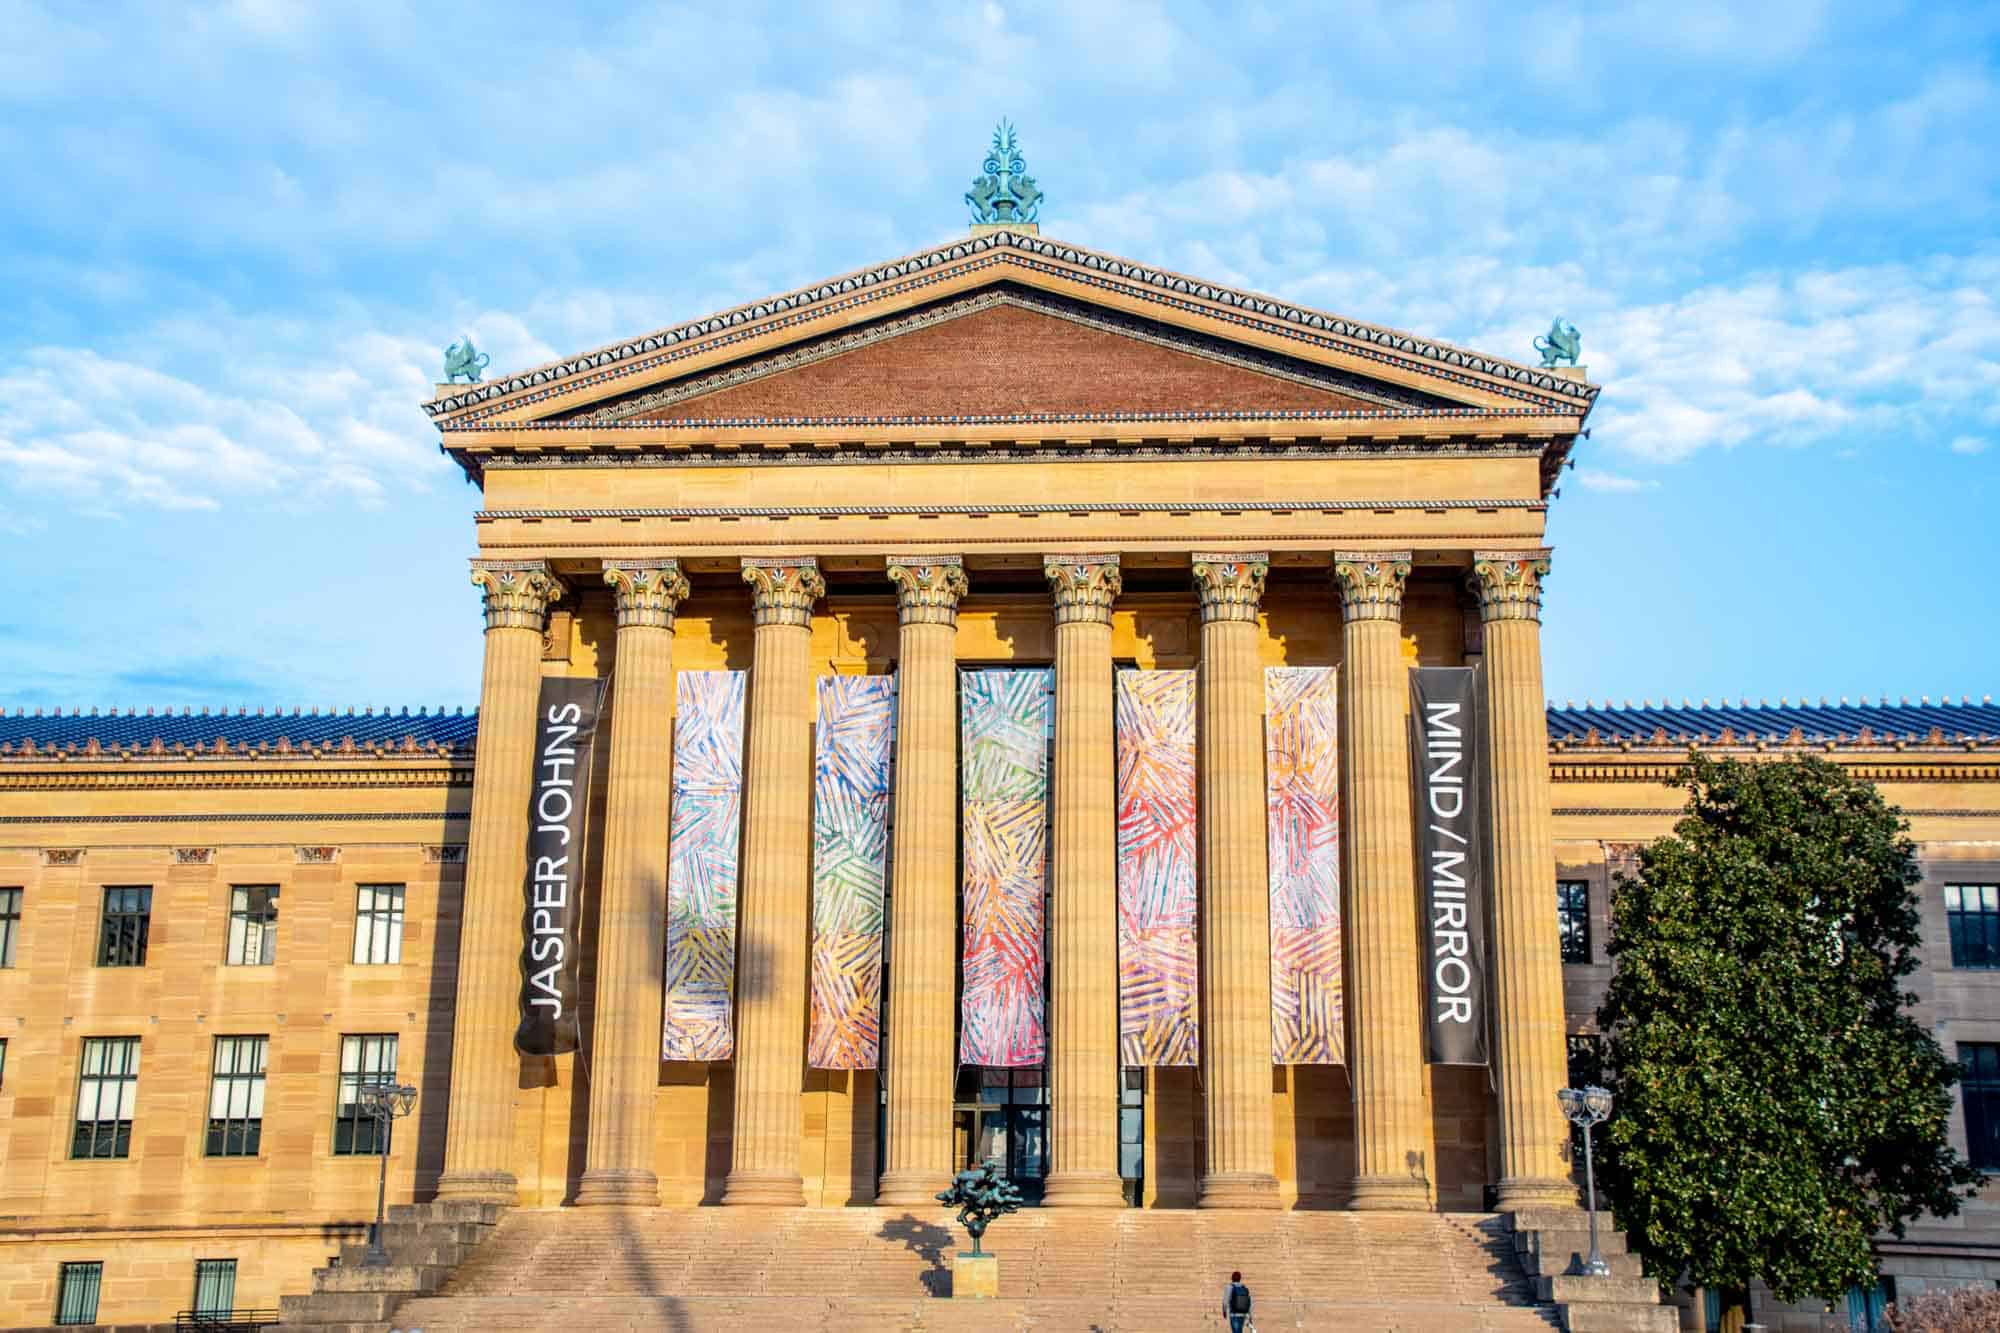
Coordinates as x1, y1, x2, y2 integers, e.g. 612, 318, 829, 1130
952, 1252, 999, 1300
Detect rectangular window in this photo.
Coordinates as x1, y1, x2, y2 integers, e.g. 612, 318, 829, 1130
1962, 1041, 2000, 1171
192, 1258, 237, 1317
0, 886, 20, 966
206, 1036, 267, 1157
1557, 880, 1591, 964
98, 886, 151, 967
55, 1262, 102, 1325
1945, 885, 2000, 970
352, 884, 405, 965
334, 1034, 399, 1155
73, 1036, 140, 1159
225, 886, 278, 966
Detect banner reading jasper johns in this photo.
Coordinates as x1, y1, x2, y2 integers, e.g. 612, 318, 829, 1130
1411, 667, 1489, 1066
516, 676, 605, 1056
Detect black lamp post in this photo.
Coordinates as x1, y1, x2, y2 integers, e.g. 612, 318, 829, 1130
358, 1081, 418, 1267
1557, 1084, 1614, 1278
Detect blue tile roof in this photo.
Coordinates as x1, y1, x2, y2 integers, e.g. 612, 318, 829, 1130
0, 707, 478, 752
1545, 698, 1999, 743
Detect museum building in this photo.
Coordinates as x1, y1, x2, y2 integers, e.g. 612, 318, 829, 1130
2, 188, 1998, 1330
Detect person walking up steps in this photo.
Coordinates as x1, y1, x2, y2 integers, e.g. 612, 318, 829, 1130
1224, 1270, 1254, 1333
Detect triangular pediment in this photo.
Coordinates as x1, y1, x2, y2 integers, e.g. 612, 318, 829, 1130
425, 232, 1598, 433
565, 288, 1458, 424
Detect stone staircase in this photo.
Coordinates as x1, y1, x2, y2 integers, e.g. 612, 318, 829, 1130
275, 1203, 1677, 1332
1510, 1208, 1678, 1332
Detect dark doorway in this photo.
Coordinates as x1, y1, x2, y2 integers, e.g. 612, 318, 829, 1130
954, 1067, 1048, 1203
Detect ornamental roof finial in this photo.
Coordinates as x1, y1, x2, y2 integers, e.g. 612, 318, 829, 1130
967, 119, 1042, 231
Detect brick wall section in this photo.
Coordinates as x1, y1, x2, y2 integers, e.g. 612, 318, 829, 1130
626, 304, 1378, 421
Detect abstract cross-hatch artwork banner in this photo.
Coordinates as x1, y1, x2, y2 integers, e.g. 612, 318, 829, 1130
959, 669, 1053, 1068
1266, 666, 1345, 1064
808, 673, 897, 1070
661, 670, 747, 1062
1114, 669, 1200, 1066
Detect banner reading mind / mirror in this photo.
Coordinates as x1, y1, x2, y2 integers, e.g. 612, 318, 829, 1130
958, 669, 1052, 1068
1114, 669, 1200, 1066
661, 670, 746, 1062
807, 673, 897, 1070
1265, 666, 1344, 1064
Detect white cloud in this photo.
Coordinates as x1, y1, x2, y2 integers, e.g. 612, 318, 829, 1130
1951, 435, 1991, 455
1575, 470, 1659, 493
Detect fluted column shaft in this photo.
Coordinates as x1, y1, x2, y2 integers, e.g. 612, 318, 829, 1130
1333, 552, 1433, 1210
1473, 549, 1576, 1209
440, 560, 566, 1204
1040, 554, 1127, 1207
577, 560, 690, 1207
721, 557, 825, 1206
875, 557, 970, 1206
1193, 554, 1281, 1208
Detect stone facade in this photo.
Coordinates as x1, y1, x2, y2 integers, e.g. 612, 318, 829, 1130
0, 231, 1993, 1328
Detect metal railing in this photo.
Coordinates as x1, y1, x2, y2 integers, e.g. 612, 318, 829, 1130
173, 1308, 281, 1332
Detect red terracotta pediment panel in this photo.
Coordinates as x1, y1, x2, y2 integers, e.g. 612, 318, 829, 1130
568, 290, 1459, 425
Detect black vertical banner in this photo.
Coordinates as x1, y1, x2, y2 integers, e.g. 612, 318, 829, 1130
1412, 667, 1489, 1066
516, 676, 605, 1056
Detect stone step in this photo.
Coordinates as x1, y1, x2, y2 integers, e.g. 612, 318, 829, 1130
388, 1199, 506, 1226
314, 1261, 452, 1295
280, 1289, 401, 1323
1518, 1226, 1629, 1259
1518, 1245, 1643, 1280
1537, 1274, 1661, 1305
1561, 1303, 1680, 1333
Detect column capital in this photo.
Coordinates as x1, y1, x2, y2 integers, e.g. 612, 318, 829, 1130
1331, 551, 1412, 622
1470, 549, 1553, 623
886, 555, 969, 627
1043, 553, 1122, 626
470, 560, 566, 632
740, 556, 826, 628
603, 559, 691, 630
1191, 552, 1269, 624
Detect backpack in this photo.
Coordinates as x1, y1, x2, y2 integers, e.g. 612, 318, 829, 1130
1229, 1283, 1251, 1314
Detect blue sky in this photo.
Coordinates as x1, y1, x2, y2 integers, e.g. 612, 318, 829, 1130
2, 1, 1994, 712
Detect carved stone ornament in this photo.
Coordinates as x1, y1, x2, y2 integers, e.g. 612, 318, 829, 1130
295, 845, 339, 865
471, 560, 567, 633
1332, 550, 1414, 621
604, 559, 692, 630
966, 120, 1043, 227
740, 557, 826, 628
1470, 548, 1554, 623
1044, 554, 1122, 626
42, 848, 85, 867
1191, 551, 1269, 624
173, 847, 215, 865
886, 556, 969, 627
424, 844, 468, 865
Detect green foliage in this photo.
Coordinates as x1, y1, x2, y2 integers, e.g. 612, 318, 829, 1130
1597, 753, 1979, 1305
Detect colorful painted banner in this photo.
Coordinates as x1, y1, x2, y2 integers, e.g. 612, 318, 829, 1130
959, 669, 1052, 1068
1114, 669, 1200, 1066
808, 674, 898, 1070
1265, 666, 1345, 1064
661, 670, 747, 1062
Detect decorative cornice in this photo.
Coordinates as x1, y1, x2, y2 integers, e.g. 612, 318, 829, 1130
470, 560, 566, 632
1552, 805, 1996, 821
1191, 552, 1269, 624
426, 233, 1595, 422
0, 811, 468, 826
480, 497, 1542, 522
886, 556, 969, 627
1044, 554, 1122, 626
1332, 551, 1413, 622
603, 559, 691, 630
740, 557, 826, 628
0, 766, 471, 790
1471, 548, 1553, 623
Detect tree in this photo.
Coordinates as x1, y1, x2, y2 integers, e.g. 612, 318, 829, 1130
1597, 752, 1979, 1305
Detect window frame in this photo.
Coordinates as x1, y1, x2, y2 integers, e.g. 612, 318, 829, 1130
72, 1036, 141, 1160
98, 886, 152, 968
55, 1261, 102, 1326
351, 884, 406, 966
0, 885, 20, 967
224, 885, 279, 967
192, 1258, 237, 1318
1556, 879, 1591, 965
1961, 1040, 2000, 1172
333, 1033, 400, 1156
206, 1035, 268, 1158
1944, 884, 2000, 971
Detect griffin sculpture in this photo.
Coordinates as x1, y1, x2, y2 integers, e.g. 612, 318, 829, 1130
1534, 319, 1581, 368
443, 337, 491, 384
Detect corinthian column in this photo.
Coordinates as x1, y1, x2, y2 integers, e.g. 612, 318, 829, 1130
875, 556, 969, 1207
1471, 549, 1574, 1209
1193, 553, 1281, 1209
721, 556, 825, 1207
439, 559, 566, 1204
577, 559, 690, 1207
1332, 551, 1431, 1210
1040, 554, 1127, 1208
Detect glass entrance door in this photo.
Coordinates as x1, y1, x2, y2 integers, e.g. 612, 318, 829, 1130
953, 1068, 1048, 1203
